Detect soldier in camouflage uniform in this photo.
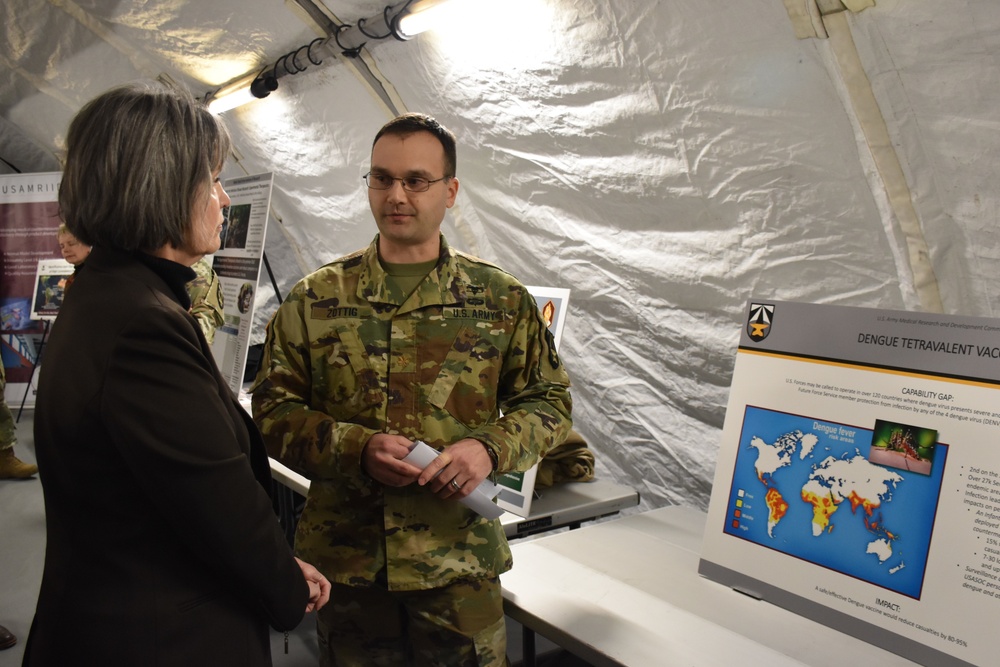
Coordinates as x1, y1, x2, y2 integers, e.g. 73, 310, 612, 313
0, 357, 38, 479
187, 256, 225, 343
252, 113, 573, 666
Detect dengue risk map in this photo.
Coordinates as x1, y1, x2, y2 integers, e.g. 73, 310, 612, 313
723, 406, 947, 598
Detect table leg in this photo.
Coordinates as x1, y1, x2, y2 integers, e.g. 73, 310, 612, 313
522, 625, 536, 667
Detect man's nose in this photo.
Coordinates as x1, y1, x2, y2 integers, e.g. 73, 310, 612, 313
385, 179, 408, 200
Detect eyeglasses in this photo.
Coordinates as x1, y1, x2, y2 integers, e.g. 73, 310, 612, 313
363, 172, 450, 193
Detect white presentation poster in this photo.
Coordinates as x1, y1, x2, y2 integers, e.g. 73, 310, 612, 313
210, 172, 272, 397
700, 299, 1000, 667
494, 286, 571, 517
30, 258, 74, 321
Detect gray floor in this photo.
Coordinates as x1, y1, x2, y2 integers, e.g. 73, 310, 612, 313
0, 409, 43, 667
0, 410, 588, 667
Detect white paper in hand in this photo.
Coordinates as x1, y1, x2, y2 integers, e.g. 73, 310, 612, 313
402, 441, 504, 520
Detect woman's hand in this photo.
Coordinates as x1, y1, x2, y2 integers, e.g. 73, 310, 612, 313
295, 557, 331, 612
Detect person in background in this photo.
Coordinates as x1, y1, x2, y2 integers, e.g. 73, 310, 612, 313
23, 82, 330, 666
0, 356, 36, 479
56, 223, 91, 291
187, 257, 225, 343
252, 112, 573, 666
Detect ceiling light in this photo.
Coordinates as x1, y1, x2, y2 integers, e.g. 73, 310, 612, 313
205, 0, 465, 113
393, 0, 469, 39
207, 76, 258, 114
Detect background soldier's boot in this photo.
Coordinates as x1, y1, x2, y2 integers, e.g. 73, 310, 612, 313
0, 448, 38, 479
0, 624, 16, 649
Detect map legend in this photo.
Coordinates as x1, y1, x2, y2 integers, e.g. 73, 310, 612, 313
732, 490, 746, 530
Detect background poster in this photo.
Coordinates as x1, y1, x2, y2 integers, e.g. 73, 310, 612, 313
495, 286, 571, 517
30, 258, 74, 321
0, 172, 62, 407
700, 299, 1000, 667
210, 173, 272, 397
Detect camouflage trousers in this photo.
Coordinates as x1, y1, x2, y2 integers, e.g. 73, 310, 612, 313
0, 361, 14, 451
317, 575, 509, 667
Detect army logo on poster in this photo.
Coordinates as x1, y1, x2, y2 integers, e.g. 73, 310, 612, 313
747, 303, 774, 342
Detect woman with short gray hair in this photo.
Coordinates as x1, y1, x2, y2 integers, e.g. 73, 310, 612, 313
23, 82, 329, 666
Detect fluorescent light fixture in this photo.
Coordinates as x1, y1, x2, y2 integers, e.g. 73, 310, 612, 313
395, 0, 469, 38
206, 70, 261, 114
207, 70, 279, 115
206, 0, 467, 113
208, 86, 256, 114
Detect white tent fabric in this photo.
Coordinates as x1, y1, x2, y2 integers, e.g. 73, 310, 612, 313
1, 0, 996, 511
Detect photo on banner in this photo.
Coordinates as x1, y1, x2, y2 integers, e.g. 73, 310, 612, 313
700, 299, 1000, 667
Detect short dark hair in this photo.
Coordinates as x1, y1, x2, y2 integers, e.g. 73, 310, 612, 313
373, 113, 457, 178
59, 82, 231, 253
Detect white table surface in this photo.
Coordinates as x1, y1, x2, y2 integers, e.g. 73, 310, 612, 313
501, 505, 921, 667
271, 457, 638, 538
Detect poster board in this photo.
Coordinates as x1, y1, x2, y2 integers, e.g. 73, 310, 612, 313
30, 258, 74, 320
1, 172, 62, 407
494, 285, 571, 517
699, 299, 1000, 667
209, 172, 273, 397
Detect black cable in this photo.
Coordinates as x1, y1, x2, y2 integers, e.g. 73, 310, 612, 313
358, 14, 392, 39
305, 37, 324, 66
249, 251, 284, 387
334, 23, 365, 57
265, 3, 418, 70
293, 44, 311, 70
262, 250, 283, 305
0, 155, 22, 173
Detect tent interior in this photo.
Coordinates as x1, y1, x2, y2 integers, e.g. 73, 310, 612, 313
1, 0, 997, 514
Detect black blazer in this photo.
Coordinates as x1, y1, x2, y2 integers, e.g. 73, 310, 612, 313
24, 247, 307, 667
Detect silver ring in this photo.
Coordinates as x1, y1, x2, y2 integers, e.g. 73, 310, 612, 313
450, 479, 461, 491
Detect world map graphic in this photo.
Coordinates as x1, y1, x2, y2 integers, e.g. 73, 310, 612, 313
723, 406, 947, 598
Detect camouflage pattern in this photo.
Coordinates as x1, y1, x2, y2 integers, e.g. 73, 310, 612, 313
536, 427, 595, 488
251, 234, 572, 591
0, 357, 14, 451
317, 576, 507, 667
187, 257, 225, 343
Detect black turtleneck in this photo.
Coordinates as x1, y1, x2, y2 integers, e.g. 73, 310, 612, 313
133, 252, 197, 310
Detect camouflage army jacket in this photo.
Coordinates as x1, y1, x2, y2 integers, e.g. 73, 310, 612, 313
186, 257, 224, 344
251, 234, 573, 591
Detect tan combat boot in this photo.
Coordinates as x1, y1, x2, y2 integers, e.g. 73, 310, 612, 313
0, 448, 38, 479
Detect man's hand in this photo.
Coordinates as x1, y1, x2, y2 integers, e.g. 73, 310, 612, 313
294, 557, 331, 612
418, 438, 493, 499
361, 433, 422, 487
